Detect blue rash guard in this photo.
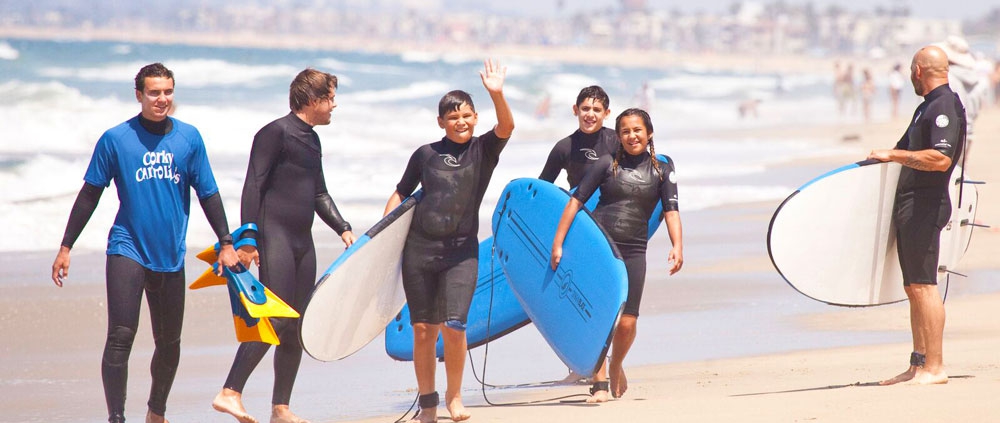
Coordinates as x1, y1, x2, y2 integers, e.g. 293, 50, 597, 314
84, 115, 219, 272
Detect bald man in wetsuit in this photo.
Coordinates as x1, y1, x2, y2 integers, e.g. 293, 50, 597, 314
868, 45, 966, 386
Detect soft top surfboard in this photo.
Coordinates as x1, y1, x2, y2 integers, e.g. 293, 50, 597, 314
493, 178, 628, 377
299, 191, 422, 361
384, 156, 670, 361
767, 161, 977, 306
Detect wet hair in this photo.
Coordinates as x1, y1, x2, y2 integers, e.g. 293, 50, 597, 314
576, 85, 610, 109
613, 108, 662, 179
289, 68, 338, 112
438, 90, 475, 117
134, 63, 174, 92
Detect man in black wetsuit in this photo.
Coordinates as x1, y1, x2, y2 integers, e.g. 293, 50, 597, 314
868, 45, 966, 386
538, 85, 618, 187
50, 63, 239, 423
212, 68, 356, 423
383, 59, 513, 423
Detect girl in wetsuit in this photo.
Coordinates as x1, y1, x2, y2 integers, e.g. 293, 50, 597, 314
551, 108, 684, 403
383, 60, 513, 423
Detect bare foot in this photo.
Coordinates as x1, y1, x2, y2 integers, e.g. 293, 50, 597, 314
271, 404, 309, 423
213, 389, 259, 423
879, 366, 917, 386
911, 369, 949, 385
586, 389, 610, 403
609, 364, 628, 398
445, 393, 471, 422
145, 410, 169, 423
407, 407, 437, 423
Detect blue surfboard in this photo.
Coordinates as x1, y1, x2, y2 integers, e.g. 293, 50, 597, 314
384, 155, 669, 361
493, 178, 628, 377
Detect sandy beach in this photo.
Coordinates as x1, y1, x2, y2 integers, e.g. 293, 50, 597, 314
1, 30, 998, 422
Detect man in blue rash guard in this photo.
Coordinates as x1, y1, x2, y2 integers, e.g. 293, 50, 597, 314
212, 68, 356, 423
538, 85, 619, 188
51, 63, 239, 423
868, 45, 966, 386
383, 59, 514, 423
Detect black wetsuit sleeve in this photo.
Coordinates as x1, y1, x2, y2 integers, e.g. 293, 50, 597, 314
314, 165, 351, 235
60, 182, 104, 249
315, 193, 351, 235
659, 158, 680, 212
198, 192, 232, 244
925, 101, 962, 158
572, 156, 612, 204
395, 147, 425, 197
241, 124, 283, 238
481, 129, 509, 159
538, 138, 570, 183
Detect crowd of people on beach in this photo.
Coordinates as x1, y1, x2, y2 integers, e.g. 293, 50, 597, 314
48, 38, 974, 422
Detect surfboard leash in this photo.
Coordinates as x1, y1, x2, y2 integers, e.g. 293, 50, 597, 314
467, 206, 591, 406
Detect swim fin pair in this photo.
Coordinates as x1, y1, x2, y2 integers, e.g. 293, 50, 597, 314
190, 223, 299, 345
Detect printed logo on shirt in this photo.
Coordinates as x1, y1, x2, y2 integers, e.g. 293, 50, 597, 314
439, 154, 461, 168
579, 148, 599, 160
135, 150, 180, 184
935, 140, 952, 149
935, 114, 949, 128
913, 111, 922, 123
668, 171, 677, 184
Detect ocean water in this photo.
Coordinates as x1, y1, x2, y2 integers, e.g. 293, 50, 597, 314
0, 38, 989, 422
0, 37, 881, 253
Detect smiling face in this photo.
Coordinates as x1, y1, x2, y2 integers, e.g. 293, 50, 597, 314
573, 97, 610, 134
303, 87, 337, 126
135, 76, 174, 122
437, 102, 478, 144
617, 114, 652, 156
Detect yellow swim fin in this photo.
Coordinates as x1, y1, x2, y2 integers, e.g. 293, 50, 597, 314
196, 245, 218, 264
189, 266, 227, 289
239, 287, 300, 319
232, 315, 280, 345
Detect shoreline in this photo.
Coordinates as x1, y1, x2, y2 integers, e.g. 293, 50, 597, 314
0, 25, 900, 74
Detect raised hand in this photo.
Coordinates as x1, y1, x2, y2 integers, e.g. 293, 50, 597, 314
479, 59, 506, 95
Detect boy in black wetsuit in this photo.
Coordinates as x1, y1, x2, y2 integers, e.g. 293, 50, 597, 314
538, 85, 618, 188
551, 108, 684, 403
383, 60, 513, 423
212, 68, 356, 423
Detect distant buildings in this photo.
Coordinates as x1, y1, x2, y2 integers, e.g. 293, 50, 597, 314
0, 0, 990, 58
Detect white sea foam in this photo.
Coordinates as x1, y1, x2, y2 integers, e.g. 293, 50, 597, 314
0, 41, 19, 60
318, 58, 407, 75
39, 59, 299, 87
345, 81, 451, 103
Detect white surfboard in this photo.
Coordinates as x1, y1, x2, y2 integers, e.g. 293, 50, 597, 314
767, 161, 976, 306
299, 192, 421, 361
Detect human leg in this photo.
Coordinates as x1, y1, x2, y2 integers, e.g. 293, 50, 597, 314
269, 244, 315, 423
610, 247, 646, 398
908, 283, 947, 384
440, 247, 477, 421
103, 255, 147, 422
410, 323, 440, 423
144, 267, 186, 420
